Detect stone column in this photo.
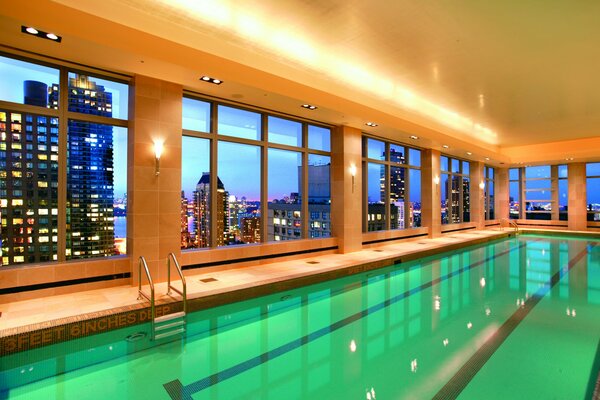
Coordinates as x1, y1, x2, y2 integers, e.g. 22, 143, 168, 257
496, 168, 509, 221
128, 75, 183, 285
421, 149, 441, 238
331, 125, 362, 253
568, 163, 587, 231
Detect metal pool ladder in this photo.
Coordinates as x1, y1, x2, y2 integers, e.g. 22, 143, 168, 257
137, 255, 187, 341
501, 218, 520, 234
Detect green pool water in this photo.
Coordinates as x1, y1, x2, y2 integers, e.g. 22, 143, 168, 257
2, 235, 600, 399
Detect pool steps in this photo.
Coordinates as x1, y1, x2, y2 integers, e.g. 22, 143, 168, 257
138, 254, 188, 341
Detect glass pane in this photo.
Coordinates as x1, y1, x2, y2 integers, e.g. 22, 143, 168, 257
408, 148, 421, 167
526, 202, 552, 213
181, 136, 210, 249
409, 169, 421, 228
558, 179, 568, 213
390, 166, 405, 229
268, 116, 301, 147
587, 163, 600, 177
367, 139, 385, 160
67, 72, 128, 120
67, 122, 127, 259
0, 111, 59, 266
441, 174, 449, 224
587, 177, 600, 214
308, 154, 331, 238
488, 182, 495, 220
367, 162, 385, 231
525, 179, 551, 190
308, 125, 330, 152
525, 188, 552, 201
509, 181, 520, 219
268, 149, 302, 241
558, 165, 568, 179
0, 56, 60, 108
462, 161, 470, 176
218, 141, 261, 245
390, 144, 406, 164
509, 168, 519, 181
450, 176, 461, 223
462, 177, 470, 222
217, 105, 261, 140
451, 158, 460, 173
183, 98, 210, 132
440, 156, 449, 172
525, 165, 551, 179
488, 167, 494, 179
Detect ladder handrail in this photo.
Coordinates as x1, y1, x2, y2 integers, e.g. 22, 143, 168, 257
167, 252, 187, 314
137, 256, 155, 337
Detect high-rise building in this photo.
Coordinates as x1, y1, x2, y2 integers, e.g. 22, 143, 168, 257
241, 216, 260, 243
180, 191, 191, 248
0, 106, 59, 265
49, 76, 116, 259
193, 172, 229, 247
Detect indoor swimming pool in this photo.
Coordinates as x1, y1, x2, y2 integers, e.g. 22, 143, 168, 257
1, 234, 599, 399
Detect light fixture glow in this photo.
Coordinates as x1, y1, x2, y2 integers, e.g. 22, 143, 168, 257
153, 140, 164, 176
485, 157, 490, 161
466, 152, 472, 156
366, 122, 378, 127
21, 25, 62, 42
349, 339, 357, 352
409, 135, 418, 140
442, 144, 449, 149
479, 181, 485, 190
25, 27, 38, 34
200, 76, 223, 85
301, 104, 317, 110
349, 163, 357, 192
46, 33, 59, 40
433, 175, 440, 185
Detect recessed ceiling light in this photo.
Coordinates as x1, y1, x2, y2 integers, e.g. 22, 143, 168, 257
21, 25, 62, 42
442, 144, 449, 149
200, 76, 223, 85
466, 152, 473, 156
565, 157, 574, 161
485, 157, 490, 161
409, 135, 418, 140
301, 104, 317, 110
366, 122, 378, 127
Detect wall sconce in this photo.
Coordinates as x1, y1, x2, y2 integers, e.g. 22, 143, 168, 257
349, 163, 357, 193
433, 175, 440, 185
154, 140, 164, 176
479, 181, 485, 190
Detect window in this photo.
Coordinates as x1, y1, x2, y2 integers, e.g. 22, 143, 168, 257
558, 165, 568, 221
510, 165, 566, 221
509, 168, 520, 219
484, 166, 495, 220
587, 163, 600, 221
363, 137, 421, 232
0, 55, 128, 266
182, 96, 332, 248
441, 156, 470, 224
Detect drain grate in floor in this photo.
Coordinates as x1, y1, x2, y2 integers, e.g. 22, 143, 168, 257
200, 277, 218, 283
417, 242, 429, 245
306, 261, 320, 264
373, 249, 384, 252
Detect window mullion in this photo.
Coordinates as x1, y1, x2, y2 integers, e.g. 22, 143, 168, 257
57, 67, 68, 262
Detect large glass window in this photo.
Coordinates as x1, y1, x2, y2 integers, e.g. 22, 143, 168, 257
181, 137, 210, 249
484, 166, 495, 220
441, 156, 470, 224
218, 142, 261, 245
524, 165, 552, 220
363, 137, 421, 232
558, 165, 568, 221
182, 97, 331, 248
509, 168, 520, 219
0, 55, 128, 266
268, 149, 302, 241
587, 163, 600, 221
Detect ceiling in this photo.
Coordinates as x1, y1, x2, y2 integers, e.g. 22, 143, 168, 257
2, 0, 600, 164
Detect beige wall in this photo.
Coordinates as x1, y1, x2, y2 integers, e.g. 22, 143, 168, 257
421, 149, 442, 238
568, 163, 587, 231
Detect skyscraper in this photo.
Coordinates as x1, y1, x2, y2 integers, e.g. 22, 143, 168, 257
193, 173, 229, 247
49, 75, 117, 259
